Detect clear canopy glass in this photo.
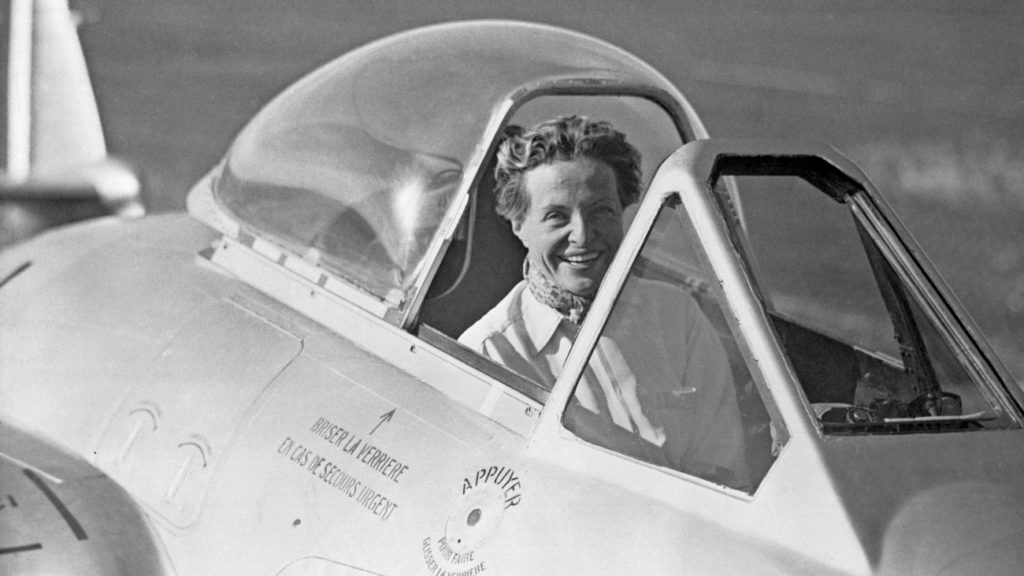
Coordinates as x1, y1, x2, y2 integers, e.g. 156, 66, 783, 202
211, 21, 693, 307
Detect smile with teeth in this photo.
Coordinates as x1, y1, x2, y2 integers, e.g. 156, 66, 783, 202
560, 251, 602, 266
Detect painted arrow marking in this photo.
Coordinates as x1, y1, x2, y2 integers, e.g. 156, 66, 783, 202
369, 409, 396, 435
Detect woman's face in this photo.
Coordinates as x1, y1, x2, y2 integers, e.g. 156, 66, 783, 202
512, 157, 625, 297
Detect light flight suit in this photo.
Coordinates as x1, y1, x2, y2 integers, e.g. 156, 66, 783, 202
460, 279, 748, 485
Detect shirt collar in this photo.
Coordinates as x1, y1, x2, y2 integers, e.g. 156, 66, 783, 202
520, 284, 573, 354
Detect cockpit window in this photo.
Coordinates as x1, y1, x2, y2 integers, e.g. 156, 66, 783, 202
214, 70, 471, 302
562, 201, 778, 494
735, 175, 1022, 435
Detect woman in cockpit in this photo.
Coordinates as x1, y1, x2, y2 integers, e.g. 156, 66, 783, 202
459, 115, 747, 484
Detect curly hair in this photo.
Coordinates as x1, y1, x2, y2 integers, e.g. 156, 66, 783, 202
493, 115, 642, 224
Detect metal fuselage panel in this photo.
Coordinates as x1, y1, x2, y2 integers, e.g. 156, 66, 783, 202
0, 215, 228, 452
0, 215, 529, 573
1, 216, 838, 575
6, 210, 1024, 575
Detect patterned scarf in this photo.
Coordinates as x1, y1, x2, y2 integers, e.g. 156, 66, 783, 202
524, 259, 593, 326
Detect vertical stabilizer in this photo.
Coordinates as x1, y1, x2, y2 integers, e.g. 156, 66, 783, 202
7, 0, 33, 179
2, 0, 142, 246
29, 0, 108, 176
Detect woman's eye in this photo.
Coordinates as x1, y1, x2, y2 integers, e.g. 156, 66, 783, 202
544, 212, 567, 222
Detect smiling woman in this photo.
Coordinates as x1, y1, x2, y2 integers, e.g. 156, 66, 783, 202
513, 157, 624, 298
458, 116, 641, 383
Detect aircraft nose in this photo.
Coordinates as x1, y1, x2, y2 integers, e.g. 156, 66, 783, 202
877, 481, 1024, 576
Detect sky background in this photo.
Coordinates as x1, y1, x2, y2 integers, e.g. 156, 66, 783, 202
74, 0, 1024, 377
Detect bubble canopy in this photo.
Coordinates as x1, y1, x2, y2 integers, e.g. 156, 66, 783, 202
203, 20, 704, 316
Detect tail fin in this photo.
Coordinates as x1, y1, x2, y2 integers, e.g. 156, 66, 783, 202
2, 0, 142, 244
